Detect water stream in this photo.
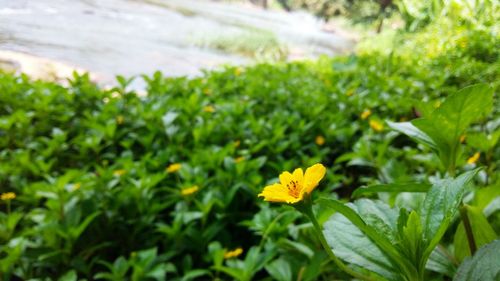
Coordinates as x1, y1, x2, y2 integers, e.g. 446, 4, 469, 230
0, 0, 354, 86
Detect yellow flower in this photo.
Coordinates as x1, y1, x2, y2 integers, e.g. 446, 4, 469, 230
234, 140, 241, 147
72, 183, 81, 191
315, 135, 325, 146
224, 247, 243, 259
361, 109, 372, 120
258, 163, 326, 204
234, 67, 242, 76
181, 185, 199, 196
166, 163, 182, 173
203, 105, 215, 113
113, 169, 126, 177
234, 156, 245, 163
369, 120, 384, 132
116, 115, 124, 125
467, 152, 480, 165
1, 192, 16, 201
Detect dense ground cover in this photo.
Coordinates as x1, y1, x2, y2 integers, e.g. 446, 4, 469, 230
1, 4, 499, 280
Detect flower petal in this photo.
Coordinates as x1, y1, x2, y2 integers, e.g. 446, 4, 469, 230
279, 171, 293, 186
292, 167, 304, 189
304, 164, 326, 194
258, 183, 300, 203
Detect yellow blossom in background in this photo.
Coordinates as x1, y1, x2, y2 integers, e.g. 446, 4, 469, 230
369, 120, 384, 132
467, 152, 480, 165
234, 67, 242, 76
181, 185, 199, 196
116, 115, 124, 125
72, 183, 81, 191
224, 247, 243, 259
166, 163, 182, 173
203, 105, 215, 113
361, 109, 372, 120
113, 169, 126, 177
315, 135, 325, 146
234, 140, 241, 147
460, 135, 466, 143
259, 163, 326, 204
1, 192, 16, 201
234, 156, 245, 163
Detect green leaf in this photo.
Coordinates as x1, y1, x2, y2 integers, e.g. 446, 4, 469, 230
58, 270, 77, 281
426, 247, 457, 277
412, 84, 493, 170
321, 198, 404, 280
398, 211, 424, 265
386, 121, 437, 150
454, 240, 500, 281
180, 269, 211, 281
353, 182, 431, 198
265, 258, 292, 281
420, 169, 480, 258
454, 205, 498, 262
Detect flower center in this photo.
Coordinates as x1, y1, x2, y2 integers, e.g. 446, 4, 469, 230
286, 180, 301, 198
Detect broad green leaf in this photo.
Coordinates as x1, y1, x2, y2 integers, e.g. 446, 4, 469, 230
426, 246, 457, 277
413, 84, 493, 169
265, 258, 292, 281
454, 240, 500, 281
321, 198, 404, 280
278, 238, 314, 258
420, 169, 480, 258
180, 269, 211, 281
386, 121, 436, 150
466, 130, 500, 151
398, 211, 424, 265
453, 205, 497, 262
353, 183, 431, 198
58, 270, 77, 281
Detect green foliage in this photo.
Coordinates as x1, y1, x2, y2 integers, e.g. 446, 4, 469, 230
388, 84, 494, 174
322, 169, 480, 281
0, 7, 499, 279
454, 240, 500, 281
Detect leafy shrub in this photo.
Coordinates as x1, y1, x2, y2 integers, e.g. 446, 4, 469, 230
0, 13, 498, 280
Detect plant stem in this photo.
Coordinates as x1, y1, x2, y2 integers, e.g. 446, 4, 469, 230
459, 205, 477, 255
298, 200, 376, 281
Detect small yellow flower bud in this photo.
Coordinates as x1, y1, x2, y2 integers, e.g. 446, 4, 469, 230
166, 163, 182, 173
361, 109, 372, 120
466, 152, 480, 165
369, 120, 384, 132
181, 185, 199, 196
113, 169, 126, 177
1, 192, 16, 201
224, 247, 243, 259
315, 135, 325, 146
203, 105, 215, 113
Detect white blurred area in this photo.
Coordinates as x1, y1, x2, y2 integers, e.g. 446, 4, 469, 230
0, 0, 354, 86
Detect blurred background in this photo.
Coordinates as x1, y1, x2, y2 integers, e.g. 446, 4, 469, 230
0, 0, 364, 87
